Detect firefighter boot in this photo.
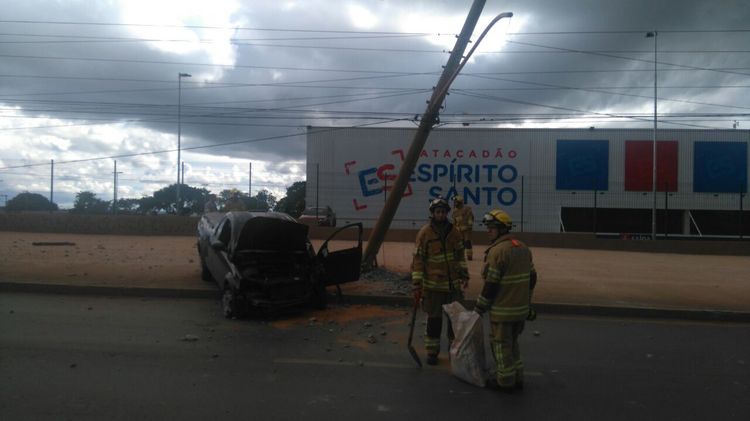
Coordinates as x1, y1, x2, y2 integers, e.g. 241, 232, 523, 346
486, 378, 515, 394
426, 354, 439, 366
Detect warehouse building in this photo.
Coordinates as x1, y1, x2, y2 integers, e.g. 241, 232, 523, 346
306, 126, 749, 237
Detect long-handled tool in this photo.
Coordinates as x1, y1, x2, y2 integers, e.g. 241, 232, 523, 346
407, 289, 422, 368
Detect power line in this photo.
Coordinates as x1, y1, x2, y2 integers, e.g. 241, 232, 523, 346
0, 53, 441, 76
452, 90, 718, 129
0, 20, 444, 35
2, 19, 748, 35
505, 40, 750, 77
4, 32, 750, 55
0, 120, 406, 171
0, 31, 435, 44
461, 75, 750, 112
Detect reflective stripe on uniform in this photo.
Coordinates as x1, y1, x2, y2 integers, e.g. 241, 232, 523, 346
424, 336, 440, 353
489, 305, 529, 318
426, 254, 455, 263
423, 279, 462, 291
485, 267, 503, 283
501, 272, 530, 285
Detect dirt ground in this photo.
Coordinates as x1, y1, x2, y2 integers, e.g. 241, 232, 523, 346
1, 231, 749, 312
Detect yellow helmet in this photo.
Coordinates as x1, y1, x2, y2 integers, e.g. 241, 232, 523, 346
483, 209, 512, 229
428, 197, 450, 212
453, 196, 464, 204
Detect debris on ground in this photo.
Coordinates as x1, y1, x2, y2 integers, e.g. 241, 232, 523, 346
32, 242, 76, 246
358, 267, 411, 295
181, 334, 200, 342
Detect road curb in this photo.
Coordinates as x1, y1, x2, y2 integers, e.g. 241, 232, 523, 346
2, 281, 749, 323
0, 281, 217, 300
333, 294, 750, 323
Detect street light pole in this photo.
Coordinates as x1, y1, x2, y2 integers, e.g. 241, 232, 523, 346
176, 72, 191, 209
646, 31, 657, 240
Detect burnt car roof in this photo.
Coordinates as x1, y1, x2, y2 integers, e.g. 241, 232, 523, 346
225, 211, 310, 255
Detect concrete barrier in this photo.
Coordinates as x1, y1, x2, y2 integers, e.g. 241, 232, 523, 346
2, 212, 748, 255
0, 212, 198, 236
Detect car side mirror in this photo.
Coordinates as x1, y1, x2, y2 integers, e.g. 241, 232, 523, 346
210, 240, 226, 251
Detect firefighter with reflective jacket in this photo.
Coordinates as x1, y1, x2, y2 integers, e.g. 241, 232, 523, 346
451, 196, 475, 260
411, 198, 470, 366
474, 209, 537, 393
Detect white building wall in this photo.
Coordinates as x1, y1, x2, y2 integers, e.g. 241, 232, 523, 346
307, 127, 750, 232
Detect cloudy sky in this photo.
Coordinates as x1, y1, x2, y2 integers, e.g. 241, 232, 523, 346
1, 0, 748, 208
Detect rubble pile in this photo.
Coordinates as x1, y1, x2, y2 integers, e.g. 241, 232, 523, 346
359, 267, 411, 295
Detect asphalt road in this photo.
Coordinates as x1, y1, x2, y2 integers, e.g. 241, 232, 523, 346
1, 293, 748, 421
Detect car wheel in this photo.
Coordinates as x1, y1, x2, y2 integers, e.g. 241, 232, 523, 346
222, 286, 242, 318
311, 283, 327, 310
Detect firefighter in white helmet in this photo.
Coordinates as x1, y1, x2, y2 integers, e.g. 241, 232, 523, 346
451, 196, 475, 260
411, 197, 469, 365
474, 209, 537, 393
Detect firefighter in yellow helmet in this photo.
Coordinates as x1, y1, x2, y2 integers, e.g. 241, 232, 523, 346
474, 209, 537, 393
411, 197, 470, 365
451, 196, 475, 260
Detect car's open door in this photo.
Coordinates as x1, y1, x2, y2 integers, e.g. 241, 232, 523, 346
316, 222, 363, 286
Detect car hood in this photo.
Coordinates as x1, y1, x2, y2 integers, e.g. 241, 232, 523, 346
228, 211, 310, 257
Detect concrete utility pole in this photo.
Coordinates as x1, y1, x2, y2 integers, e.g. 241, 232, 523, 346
248, 162, 252, 196
49, 159, 54, 206
361, 0, 512, 269
176, 72, 191, 209
647, 31, 658, 240
113, 160, 123, 214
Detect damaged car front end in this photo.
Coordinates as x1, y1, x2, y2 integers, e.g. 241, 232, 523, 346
197, 211, 362, 317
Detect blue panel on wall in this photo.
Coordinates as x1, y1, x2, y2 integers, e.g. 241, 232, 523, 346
556, 140, 609, 190
693, 142, 748, 193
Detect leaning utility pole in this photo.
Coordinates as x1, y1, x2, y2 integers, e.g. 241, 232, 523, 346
362, 0, 511, 269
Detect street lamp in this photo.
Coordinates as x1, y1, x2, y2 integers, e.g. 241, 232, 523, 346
646, 31, 657, 240
176, 72, 191, 209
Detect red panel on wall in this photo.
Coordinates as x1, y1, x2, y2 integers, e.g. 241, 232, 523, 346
624, 140, 678, 191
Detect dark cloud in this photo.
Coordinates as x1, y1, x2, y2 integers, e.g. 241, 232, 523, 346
1, 0, 748, 206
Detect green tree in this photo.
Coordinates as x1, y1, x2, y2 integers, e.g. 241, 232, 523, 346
72, 191, 109, 214
115, 198, 141, 214
247, 189, 277, 211
274, 181, 306, 217
5, 192, 58, 211
149, 184, 210, 214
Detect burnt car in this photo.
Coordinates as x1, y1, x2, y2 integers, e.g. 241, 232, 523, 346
197, 211, 362, 317
298, 206, 337, 227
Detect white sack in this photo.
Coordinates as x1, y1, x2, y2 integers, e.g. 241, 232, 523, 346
443, 301, 487, 387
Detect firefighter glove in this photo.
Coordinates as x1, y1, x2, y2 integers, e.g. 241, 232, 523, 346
526, 307, 537, 321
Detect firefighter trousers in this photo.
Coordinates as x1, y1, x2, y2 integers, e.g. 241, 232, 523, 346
458, 230, 473, 260
422, 289, 463, 356
490, 321, 525, 387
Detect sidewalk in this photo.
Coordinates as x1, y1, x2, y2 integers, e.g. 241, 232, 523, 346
1, 231, 749, 321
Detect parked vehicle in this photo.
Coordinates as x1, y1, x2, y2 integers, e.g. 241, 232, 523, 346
298, 206, 337, 227
196, 211, 362, 317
